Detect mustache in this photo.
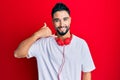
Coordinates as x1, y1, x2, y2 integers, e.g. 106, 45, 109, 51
57, 26, 68, 29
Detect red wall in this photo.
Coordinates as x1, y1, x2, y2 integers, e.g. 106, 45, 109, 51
0, 0, 120, 80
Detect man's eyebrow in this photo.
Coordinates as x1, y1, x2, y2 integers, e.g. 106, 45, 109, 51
64, 17, 69, 19
64, 17, 69, 18
53, 17, 69, 20
53, 18, 59, 21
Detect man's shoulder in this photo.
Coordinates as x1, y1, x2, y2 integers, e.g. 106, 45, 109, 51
72, 34, 85, 42
72, 34, 89, 48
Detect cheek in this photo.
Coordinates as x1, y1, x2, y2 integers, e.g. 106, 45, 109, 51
69, 19, 71, 24
66, 21, 71, 26
54, 22, 60, 27
65, 19, 71, 25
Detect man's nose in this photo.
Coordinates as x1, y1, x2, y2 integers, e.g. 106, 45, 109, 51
60, 20, 64, 27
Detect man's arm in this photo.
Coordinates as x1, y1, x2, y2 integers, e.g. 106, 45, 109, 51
82, 72, 91, 80
14, 23, 52, 58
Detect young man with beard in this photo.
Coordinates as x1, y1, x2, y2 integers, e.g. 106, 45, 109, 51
14, 2, 95, 80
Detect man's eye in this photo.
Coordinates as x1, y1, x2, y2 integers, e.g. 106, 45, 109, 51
64, 18, 68, 21
55, 20, 59, 22
54, 19, 60, 22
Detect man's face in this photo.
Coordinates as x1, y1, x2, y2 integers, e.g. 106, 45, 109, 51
52, 10, 71, 36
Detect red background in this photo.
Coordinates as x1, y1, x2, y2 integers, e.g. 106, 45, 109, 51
0, 0, 120, 80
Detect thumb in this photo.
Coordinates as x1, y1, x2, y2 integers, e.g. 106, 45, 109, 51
43, 22, 47, 27
41, 22, 47, 29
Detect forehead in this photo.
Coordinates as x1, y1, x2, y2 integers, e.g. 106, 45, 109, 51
53, 10, 70, 18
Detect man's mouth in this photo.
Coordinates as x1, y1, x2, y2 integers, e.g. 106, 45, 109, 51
58, 26, 67, 32
56, 26, 69, 36
59, 27, 66, 32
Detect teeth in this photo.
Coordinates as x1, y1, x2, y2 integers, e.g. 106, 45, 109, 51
60, 27, 65, 31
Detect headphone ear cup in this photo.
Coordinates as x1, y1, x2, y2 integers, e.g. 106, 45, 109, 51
56, 38, 64, 46
55, 34, 72, 46
64, 38, 71, 45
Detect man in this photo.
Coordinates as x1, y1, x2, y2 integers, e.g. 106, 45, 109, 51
14, 2, 95, 80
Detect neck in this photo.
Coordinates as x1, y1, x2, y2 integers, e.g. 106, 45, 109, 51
57, 31, 71, 40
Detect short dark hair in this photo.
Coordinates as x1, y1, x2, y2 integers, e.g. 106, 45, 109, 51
51, 2, 70, 18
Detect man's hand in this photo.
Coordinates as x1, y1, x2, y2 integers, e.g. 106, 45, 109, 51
14, 22, 52, 58
33, 23, 52, 39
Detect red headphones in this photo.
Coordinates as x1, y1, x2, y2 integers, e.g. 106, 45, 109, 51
55, 34, 72, 46
55, 34, 72, 80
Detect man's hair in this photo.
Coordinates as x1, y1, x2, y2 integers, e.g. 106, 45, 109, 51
51, 2, 70, 18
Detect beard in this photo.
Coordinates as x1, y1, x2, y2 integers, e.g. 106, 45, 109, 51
56, 26, 70, 36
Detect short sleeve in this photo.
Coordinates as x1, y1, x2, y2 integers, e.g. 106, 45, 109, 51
81, 40, 96, 72
27, 39, 42, 59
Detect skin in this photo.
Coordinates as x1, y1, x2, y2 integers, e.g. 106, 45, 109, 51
14, 10, 91, 80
